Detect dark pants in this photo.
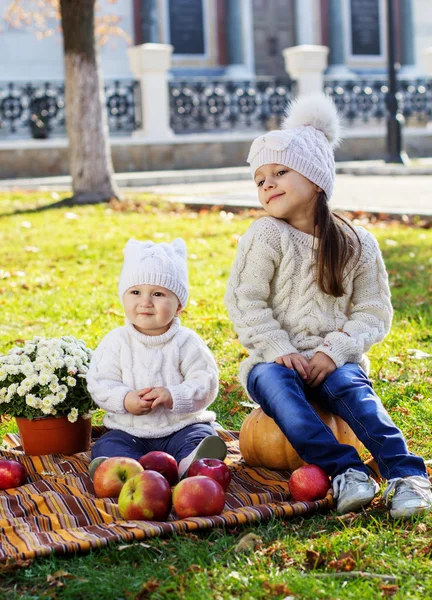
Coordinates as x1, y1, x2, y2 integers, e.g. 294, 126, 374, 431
247, 362, 427, 480
91, 423, 217, 464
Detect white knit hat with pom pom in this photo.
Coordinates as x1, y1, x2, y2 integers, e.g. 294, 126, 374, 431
247, 93, 342, 199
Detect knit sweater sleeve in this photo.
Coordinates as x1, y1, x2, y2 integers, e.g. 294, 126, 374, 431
313, 229, 393, 368
166, 330, 219, 415
224, 218, 298, 362
86, 330, 131, 414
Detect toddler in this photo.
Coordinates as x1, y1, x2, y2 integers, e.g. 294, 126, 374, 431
87, 238, 226, 480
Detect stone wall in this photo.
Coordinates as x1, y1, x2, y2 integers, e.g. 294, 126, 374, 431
0, 129, 431, 179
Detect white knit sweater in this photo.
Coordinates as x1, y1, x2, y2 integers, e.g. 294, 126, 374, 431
225, 216, 393, 392
86, 318, 217, 438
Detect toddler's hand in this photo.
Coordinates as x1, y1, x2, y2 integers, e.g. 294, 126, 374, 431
124, 390, 154, 415
139, 387, 174, 410
307, 352, 336, 387
275, 353, 310, 380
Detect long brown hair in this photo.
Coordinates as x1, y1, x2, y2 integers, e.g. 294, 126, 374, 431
313, 192, 361, 297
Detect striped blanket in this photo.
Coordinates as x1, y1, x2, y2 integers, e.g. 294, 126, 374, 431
0, 427, 333, 562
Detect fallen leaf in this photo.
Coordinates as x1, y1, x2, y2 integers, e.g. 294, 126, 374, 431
388, 357, 403, 365
380, 584, 399, 596
135, 578, 160, 599
328, 556, 356, 572
233, 533, 263, 553
407, 349, 431, 360
305, 548, 326, 569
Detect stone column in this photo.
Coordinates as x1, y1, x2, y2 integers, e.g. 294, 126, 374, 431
283, 45, 329, 96
139, 0, 159, 43
295, 0, 315, 45
399, 0, 417, 76
128, 43, 174, 141
225, 0, 254, 78
326, 0, 353, 77
423, 47, 432, 128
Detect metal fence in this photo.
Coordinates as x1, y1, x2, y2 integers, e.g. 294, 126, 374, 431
169, 77, 294, 133
0, 80, 140, 139
324, 78, 432, 125
1, 76, 431, 139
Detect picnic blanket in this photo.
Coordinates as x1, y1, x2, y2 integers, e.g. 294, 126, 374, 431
0, 427, 333, 562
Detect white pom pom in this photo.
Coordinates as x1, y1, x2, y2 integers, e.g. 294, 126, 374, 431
281, 93, 342, 148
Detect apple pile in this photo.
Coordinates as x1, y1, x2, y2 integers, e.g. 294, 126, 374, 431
0, 459, 27, 490
92, 451, 231, 522
288, 464, 330, 502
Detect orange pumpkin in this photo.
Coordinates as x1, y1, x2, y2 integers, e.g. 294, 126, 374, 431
239, 403, 365, 472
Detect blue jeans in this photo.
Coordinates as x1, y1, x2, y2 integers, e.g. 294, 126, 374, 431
247, 362, 427, 480
91, 423, 217, 464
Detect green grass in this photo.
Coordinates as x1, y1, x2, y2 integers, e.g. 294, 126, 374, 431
0, 192, 431, 599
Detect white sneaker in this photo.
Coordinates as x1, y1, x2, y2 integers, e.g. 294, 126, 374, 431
178, 435, 227, 479
384, 476, 432, 519
333, 468, 380, 514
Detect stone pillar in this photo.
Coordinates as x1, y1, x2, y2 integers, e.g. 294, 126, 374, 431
225, 0, 254, 78
326, 0, 353, 77
399, 0, 417, 76
128, 43, 174, 141
295, 0, 315, 45
139, 0, 159, 43
282, 45, 329, 96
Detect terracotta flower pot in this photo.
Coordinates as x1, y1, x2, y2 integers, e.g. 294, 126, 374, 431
16, 415, 92, 456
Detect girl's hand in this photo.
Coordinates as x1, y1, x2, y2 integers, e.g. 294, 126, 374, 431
124, 390, 154, 415
139, 387, 174, 410
275, 353, 310, 380
307, 352, 336, 387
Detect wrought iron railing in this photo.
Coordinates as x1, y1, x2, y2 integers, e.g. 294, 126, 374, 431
169, 77, 294, 133
0, 80, 140, 139
324, 78, 432, 125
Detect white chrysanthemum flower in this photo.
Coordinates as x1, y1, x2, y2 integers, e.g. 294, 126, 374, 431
38, 373, 51, 386
53, 358, 64, 369
37, 346, 49, 357
67, 367, 78, 376
7, 354, 21, 365
41, 406, 53, 415
67, 377, 76, 387
64, 356, 75, 367
49, 382, 60, 393
7, 365, 20, 375
0, 368, 7, 381
21, 362, 35, 376
42, 397, 53, 408
25, 394, 38, 407
20, 354, 31, 364
57, 391, 67, 401
24, 344, 36, 355
67, 408, 78, 423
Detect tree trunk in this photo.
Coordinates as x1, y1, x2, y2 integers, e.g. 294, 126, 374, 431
60, 0, 120, 203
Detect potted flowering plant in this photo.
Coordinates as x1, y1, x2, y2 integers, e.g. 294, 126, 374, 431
0, 335, 96, 455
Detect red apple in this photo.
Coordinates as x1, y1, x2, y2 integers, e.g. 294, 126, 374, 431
188, 458, 231, 491
0, 459, 27, 490
172, 475, 226, 519
118, 470, 172, 521
138, 451, 178, 486
288, 464, 330, 502
93, 457, 144, 498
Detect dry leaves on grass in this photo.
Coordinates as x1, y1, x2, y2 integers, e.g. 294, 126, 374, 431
134, 578, 160, 599
380, 584, 399, 596
0, 559, 33, 573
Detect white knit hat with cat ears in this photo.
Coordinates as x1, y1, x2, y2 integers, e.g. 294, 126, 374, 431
247, 93, 342, 199
118, 238, 188, 308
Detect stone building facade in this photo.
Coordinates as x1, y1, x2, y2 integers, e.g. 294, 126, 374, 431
0, 0, 430, 79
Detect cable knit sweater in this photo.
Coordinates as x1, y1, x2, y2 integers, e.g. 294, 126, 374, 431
225, 216, 393, 393
86, 318, 217, 438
